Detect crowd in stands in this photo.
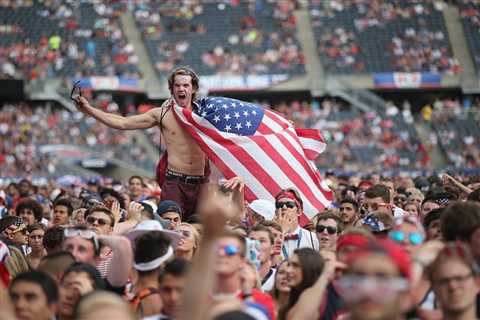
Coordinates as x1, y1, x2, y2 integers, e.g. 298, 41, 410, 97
0, 0, 140, 80
424, 96, 480, 168
134, 0, 305, 77
1, 156, 480, 320
266, 98, 429, 172
309, 0, 459, 74
459, 0, 480, 75
0, 99, 155, 179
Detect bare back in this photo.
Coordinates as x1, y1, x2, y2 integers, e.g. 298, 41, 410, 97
151, 104, 205, 175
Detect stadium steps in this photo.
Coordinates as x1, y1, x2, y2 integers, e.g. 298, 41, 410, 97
293, 8, 325, 95
119, 11, 167, 98
414, 121, 447, 168
443, 5, 479, 91
132, 131, 159, 168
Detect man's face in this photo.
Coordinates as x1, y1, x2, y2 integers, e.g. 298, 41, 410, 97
160, 274, 187, 318
249, 230, 273, 264
346, 253, 408, 320
6, 225, 28, 246
432, 259, 478, 316
19, 208, 36, 226
267, 226, 283, 257
18, 182, 30, 197
28, 229, 45, 252
316, 218, 339, 252
171, 74, 195, 108
85, 211, 113, 236
215, 237, 244, 276
52, 205, 70, 226
275, 197, 300, 227
162, 212, 181, 230
393, 194, 407, 208
339, 202, 357, 226
59, 271, 94, 319
362, 197, 390, 215
62, 236, 95, 265
129, 178, 143, 197
10, 281, 56, 320
421, 201, 440, 219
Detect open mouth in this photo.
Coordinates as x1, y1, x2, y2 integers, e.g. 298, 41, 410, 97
320, 236, 330, 242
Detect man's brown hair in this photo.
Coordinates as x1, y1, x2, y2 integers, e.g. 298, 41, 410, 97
365, 184, 391, 203
168, 66, 199, 101
249, 224, 274, 245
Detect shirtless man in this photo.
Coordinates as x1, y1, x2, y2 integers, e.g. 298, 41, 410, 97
72, 67, 206, 218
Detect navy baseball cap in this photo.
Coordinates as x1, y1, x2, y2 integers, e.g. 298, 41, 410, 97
157, 200, 183, 216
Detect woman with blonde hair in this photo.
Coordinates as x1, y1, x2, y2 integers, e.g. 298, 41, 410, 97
175, 223, 200, 261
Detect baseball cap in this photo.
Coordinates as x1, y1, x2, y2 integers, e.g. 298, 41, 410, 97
157, 200, 183, 217
126, 220, 181, 248
248, 200, 275, 220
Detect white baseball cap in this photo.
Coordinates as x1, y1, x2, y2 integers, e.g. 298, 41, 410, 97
248, 199, 276, 220
125, 220, 181, 248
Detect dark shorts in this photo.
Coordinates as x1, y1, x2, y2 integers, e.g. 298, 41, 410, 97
161, 169, 207, 220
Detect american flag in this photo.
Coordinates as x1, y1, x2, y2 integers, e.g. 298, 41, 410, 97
174, 97, 332, 223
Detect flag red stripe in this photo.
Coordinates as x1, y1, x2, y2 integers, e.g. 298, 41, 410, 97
181, 109, 283, 196
251, 135, 326, 210
175, 111, 258, 201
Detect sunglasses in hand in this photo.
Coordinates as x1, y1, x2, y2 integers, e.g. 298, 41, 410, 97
70, 80, 83, 102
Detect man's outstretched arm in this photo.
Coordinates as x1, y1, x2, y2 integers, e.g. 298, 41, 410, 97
73, 95, 160, 130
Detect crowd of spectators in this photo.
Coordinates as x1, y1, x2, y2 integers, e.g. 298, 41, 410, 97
459, 0, 480, 75
389, 28, 460, 74
134, 0, 305, 77
309, 0, 459, 74
0, 99, 154, 179
0, 0, 140, 80
424, 97, 480, 168
265, 98, 428, 172
1, 150, 480, 320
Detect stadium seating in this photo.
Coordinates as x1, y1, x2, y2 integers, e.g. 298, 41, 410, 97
0, 102, 155, 179
134, 1, 305, 77
0, 1, 140, 79
459, 0, 480, 75
309, 0, 459, 74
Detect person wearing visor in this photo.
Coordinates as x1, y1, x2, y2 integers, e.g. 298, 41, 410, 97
61, 225, 132, 293
128, 231, 174, 318
274, 188, 318, 259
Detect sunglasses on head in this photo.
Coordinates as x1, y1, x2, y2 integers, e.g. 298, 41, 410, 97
389, 230, 424, 245
316, 225, 338, 235
275, 201, 296, 209
218, 244, 240, 257
86, 216, 111, 227
64, 228, 99, 251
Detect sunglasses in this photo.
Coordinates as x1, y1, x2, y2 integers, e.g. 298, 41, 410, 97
64, 228, 99, 251
316, 225, 338, 235
336, 275, 409, 303
86, 216, 111, 227
389, 230, 424, 245
70, 80, 83, 101
361, 202, 389, 212
275, 201, 296, 209
218, 244, 240, 257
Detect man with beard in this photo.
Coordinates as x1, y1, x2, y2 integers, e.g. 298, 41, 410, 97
339, 198, 359, 228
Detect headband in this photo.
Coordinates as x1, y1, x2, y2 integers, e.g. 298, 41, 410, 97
276, 191, 302, 209
133, 246, 173, 271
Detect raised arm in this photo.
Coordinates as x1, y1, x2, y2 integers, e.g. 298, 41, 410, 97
73, 95, 161, 130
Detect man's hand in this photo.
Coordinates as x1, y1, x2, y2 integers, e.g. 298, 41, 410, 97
197, 182, 239, 236
72, 95, 92, 114
126, 202, 143, 222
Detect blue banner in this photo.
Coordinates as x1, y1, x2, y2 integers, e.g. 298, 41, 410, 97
374, 73, 442, 88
